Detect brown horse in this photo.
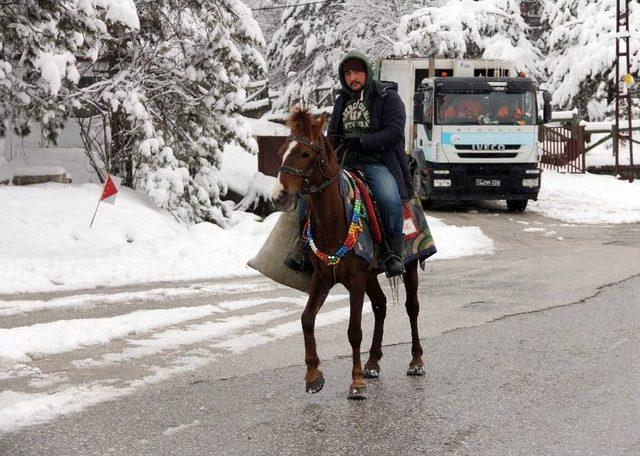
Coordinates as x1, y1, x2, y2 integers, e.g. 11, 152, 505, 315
271, 107, 425, 400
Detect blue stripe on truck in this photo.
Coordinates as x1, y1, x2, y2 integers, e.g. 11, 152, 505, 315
442, 132, 535, 145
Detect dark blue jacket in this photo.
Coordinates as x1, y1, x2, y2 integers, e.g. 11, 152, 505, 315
328, 80, 414, 202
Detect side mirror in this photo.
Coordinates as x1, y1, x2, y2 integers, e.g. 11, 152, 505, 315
543, 103, 552, 124
542, 90, 552, 124
413, 91, 425, 124
413, 90, 433, 126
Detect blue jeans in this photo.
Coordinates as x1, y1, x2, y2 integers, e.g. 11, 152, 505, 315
361, 163, 403, 239
297, 163, 403, 239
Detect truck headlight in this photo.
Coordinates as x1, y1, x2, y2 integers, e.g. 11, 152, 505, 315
522, 178, 539, 187
434, 179, 452, 187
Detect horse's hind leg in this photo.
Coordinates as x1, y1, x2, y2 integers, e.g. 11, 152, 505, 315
404, 260, 425, 376
364, 272, 387, 379
302, 275, 331, 393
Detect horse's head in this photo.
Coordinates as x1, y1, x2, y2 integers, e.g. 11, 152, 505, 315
271, 107, 332, 210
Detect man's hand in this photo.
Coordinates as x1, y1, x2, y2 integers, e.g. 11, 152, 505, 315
344, 136, 363, 153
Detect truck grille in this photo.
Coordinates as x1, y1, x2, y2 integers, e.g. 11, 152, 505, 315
457, 153, 518, 159
454, 145, 521, 150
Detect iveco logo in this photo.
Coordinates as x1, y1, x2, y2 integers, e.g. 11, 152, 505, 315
472, 144, 506, 151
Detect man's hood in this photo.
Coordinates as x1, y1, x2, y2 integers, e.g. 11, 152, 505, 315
338, 50, 374, 98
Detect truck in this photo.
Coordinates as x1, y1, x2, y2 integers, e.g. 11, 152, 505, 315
378, 57, 552, 212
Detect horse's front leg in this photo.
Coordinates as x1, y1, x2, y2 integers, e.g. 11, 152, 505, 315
346, 276, 367, 399
301, 273, 331, 393
404, 260, 425, 376
363, 272, 386, 379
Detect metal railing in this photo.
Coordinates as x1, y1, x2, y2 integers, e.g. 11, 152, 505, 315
540, 125, 586, 173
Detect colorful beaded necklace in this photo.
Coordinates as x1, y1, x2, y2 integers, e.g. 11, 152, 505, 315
306, 172, 364, 267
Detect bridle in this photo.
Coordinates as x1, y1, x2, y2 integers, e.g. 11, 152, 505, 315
278, 134, 341, 196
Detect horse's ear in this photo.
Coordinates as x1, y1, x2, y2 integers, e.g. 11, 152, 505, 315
316, 112, 328, 129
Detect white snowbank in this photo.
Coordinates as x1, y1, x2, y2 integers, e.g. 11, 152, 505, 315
221, 143, 258, 195
0, 179, 493, 294
427, 216, 495, 258
530, 170, 640, 224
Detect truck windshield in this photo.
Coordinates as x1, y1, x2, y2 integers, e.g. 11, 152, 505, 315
435, 91, 536, 126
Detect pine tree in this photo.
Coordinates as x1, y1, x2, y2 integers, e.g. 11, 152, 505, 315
2, 0, 267, 226
267, 0, 344, 110
266, 0, 423, 110
86, 0, 267, 225
0, 0, 136, 138
543, 0, 639, 120
395, 0, 541, 78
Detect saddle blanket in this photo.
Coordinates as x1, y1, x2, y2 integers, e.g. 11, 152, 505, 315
341, 171, 437, 268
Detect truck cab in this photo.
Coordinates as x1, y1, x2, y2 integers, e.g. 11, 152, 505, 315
379, 58, 552, 212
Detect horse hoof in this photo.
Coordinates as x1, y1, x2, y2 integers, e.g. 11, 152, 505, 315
363, 367, 380, 379
306, 377, 325, 394
348, 386, 367, 400
406, 365, 425, 376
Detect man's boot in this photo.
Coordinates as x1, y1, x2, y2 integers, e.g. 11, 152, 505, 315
384, 235, 405, 278
284, 242, 313, 273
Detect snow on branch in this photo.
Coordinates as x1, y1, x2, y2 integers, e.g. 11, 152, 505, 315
395, 0, 541, 78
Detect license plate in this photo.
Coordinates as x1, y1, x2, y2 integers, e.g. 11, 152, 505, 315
475, 179, 501, 187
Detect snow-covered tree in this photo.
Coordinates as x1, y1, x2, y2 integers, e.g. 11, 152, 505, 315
2, 0, 267, 226
394, 0, 541, 78
78, 0, 267, 226
0, 0, 137, 138
267, 0, 344, 110
543, 0, 640, 120
266, 0, 423, 110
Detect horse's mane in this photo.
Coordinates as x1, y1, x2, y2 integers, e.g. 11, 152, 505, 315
287, 106, 316, 138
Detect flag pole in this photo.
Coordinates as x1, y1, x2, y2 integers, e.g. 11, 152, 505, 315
90, 174, 108, 228
89, 197, 101, 228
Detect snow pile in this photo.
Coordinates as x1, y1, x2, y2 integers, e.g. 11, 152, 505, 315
0, 177, 495, 294
0, 182, 276, 294
530, 170, 640, 224
427, 217, 495, 258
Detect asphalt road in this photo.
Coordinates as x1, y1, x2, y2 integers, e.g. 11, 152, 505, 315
2, 202, 640, 455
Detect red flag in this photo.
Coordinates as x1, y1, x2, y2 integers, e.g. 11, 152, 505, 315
100, 175, 118, 205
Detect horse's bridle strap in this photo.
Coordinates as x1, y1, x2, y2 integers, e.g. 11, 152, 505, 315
287, 135, 322, 154
277, 165, 313, 178
277, 135, 323, 179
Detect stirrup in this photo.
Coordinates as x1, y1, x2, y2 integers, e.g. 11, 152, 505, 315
284, 250, 313, 273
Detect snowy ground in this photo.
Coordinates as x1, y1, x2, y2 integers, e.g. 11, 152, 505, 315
531, 170, 640, 224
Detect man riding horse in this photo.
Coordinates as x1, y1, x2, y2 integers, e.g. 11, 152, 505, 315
288, 50, 413, 278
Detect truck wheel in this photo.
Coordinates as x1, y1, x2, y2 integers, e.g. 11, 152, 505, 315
506, 199, 528, 212
412, 167, 433, 209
